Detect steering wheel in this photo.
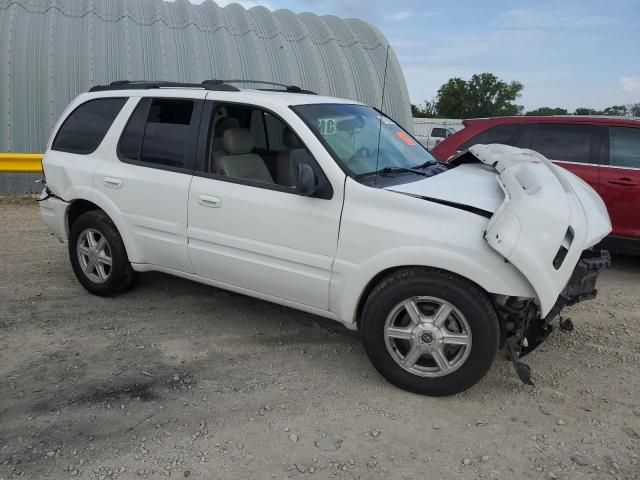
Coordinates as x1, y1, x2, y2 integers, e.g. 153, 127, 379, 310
350, 146, 371, 162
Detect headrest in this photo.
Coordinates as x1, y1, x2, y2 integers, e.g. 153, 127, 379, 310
214, 117, 239, 137
283, 128, 302, 149
223, 128, 253, 155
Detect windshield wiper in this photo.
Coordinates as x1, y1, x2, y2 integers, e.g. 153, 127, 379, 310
411, 160, 438, 169
355, 167, 430, 179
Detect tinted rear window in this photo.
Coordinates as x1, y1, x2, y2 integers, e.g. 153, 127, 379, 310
52, 98, 127, 154
459, 124, 520, 150
527, 124, 596, 163
118, 98, 196, 169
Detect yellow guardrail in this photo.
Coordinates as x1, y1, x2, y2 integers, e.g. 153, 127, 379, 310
0, 153, 44, 173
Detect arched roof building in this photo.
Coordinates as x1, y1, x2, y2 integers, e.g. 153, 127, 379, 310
0, 0, 410, 193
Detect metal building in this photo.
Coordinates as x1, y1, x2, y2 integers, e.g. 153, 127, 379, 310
0, 0, 411, 194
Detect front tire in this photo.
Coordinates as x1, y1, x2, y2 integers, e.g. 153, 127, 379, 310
68, 210, 137, 296
361, 268, 499, 396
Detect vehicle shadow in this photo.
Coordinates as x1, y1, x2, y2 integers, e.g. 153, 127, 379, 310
609, 252, 640, 271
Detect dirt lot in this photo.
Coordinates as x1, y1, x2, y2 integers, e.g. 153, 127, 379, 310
0, 199, 638, 480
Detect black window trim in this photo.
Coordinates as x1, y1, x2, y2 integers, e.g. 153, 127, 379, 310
193, 100, 334, 200
116, 96, 203, 175
514, 123, 605, 166
261, 110, 271, 151
52, 97, 128, 155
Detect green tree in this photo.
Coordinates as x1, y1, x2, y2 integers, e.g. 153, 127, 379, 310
574, 105, 640, 116
574, 107, 602, 115
435, 73, 524, 118
525, 107, 568, 116
602, 105, 628, 116
411, 101, 438, 118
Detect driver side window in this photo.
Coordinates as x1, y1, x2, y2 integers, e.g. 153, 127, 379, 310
200, 103, 331, 197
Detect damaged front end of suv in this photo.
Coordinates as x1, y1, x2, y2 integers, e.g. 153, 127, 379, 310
456, 144, 612, 384
495, 248, 610, 384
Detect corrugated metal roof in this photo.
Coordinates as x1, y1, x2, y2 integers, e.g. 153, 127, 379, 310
0, 0, 411, 194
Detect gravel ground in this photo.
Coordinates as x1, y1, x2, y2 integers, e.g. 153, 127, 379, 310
1, 198, 639, 480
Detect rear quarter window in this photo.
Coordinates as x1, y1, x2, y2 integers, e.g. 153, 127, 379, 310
52, 98, 127, 154
459, 124, 521, 150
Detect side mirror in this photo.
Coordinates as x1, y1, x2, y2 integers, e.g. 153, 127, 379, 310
296, 163, 317, 197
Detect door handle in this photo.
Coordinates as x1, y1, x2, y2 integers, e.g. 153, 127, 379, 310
608, 177, 638, 187
104, 177, 123, 189
198, 195, 221, 208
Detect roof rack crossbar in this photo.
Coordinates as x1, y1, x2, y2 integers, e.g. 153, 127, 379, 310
89, 80, 240, 92
202, 79, 316, 95
89, 79, 315, 94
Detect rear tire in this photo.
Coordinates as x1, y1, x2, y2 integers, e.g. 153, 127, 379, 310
361, 268, 499, 396
68, 210, 137, 296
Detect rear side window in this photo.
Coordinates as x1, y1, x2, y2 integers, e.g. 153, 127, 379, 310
609, 127, 640, 168
525, 124, 596, 163
119, 98, 196, 169
459, 124, 521, 150
52, 98, 126, 154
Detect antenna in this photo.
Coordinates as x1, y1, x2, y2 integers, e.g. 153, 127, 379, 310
374, 44, 391, 187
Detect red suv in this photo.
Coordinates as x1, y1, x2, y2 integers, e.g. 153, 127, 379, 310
431, 116, 640, 254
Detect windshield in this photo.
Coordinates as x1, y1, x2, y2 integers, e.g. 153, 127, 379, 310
294, 103, 437, 177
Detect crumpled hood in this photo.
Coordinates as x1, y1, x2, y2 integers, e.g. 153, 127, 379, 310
384, 144, 562, 215
386, 143, 611, 318
384, 161, 504, 213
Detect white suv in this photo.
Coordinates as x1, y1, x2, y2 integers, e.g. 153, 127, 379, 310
40, 80, 611, 395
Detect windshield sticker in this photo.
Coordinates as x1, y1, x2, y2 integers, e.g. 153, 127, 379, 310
395, 131, 416, 146
317, 118, 336, 135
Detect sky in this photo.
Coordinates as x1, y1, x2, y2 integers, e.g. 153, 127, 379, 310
190, 0, 640, 112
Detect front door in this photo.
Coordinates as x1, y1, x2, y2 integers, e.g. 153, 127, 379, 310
187, 101, 344, 310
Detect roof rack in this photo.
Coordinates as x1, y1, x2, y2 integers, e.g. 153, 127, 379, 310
202, 79, 316, 95
89, 80, 240, 92
89, 79, 316, 95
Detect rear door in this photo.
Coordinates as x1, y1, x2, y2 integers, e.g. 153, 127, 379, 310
512, 123, 603, 192
598, 126, 640, 239
95, 94, 203, 273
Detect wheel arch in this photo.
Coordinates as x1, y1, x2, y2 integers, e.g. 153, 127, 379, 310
67, 199, 102, 232
331, 246, 537, 329
352, 265, 518, 352
354, 265, 499, 328
62, 187, 142, 263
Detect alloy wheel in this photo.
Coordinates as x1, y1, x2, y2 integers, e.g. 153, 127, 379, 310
383, 296, 472, 377
76, 228, 113, 284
